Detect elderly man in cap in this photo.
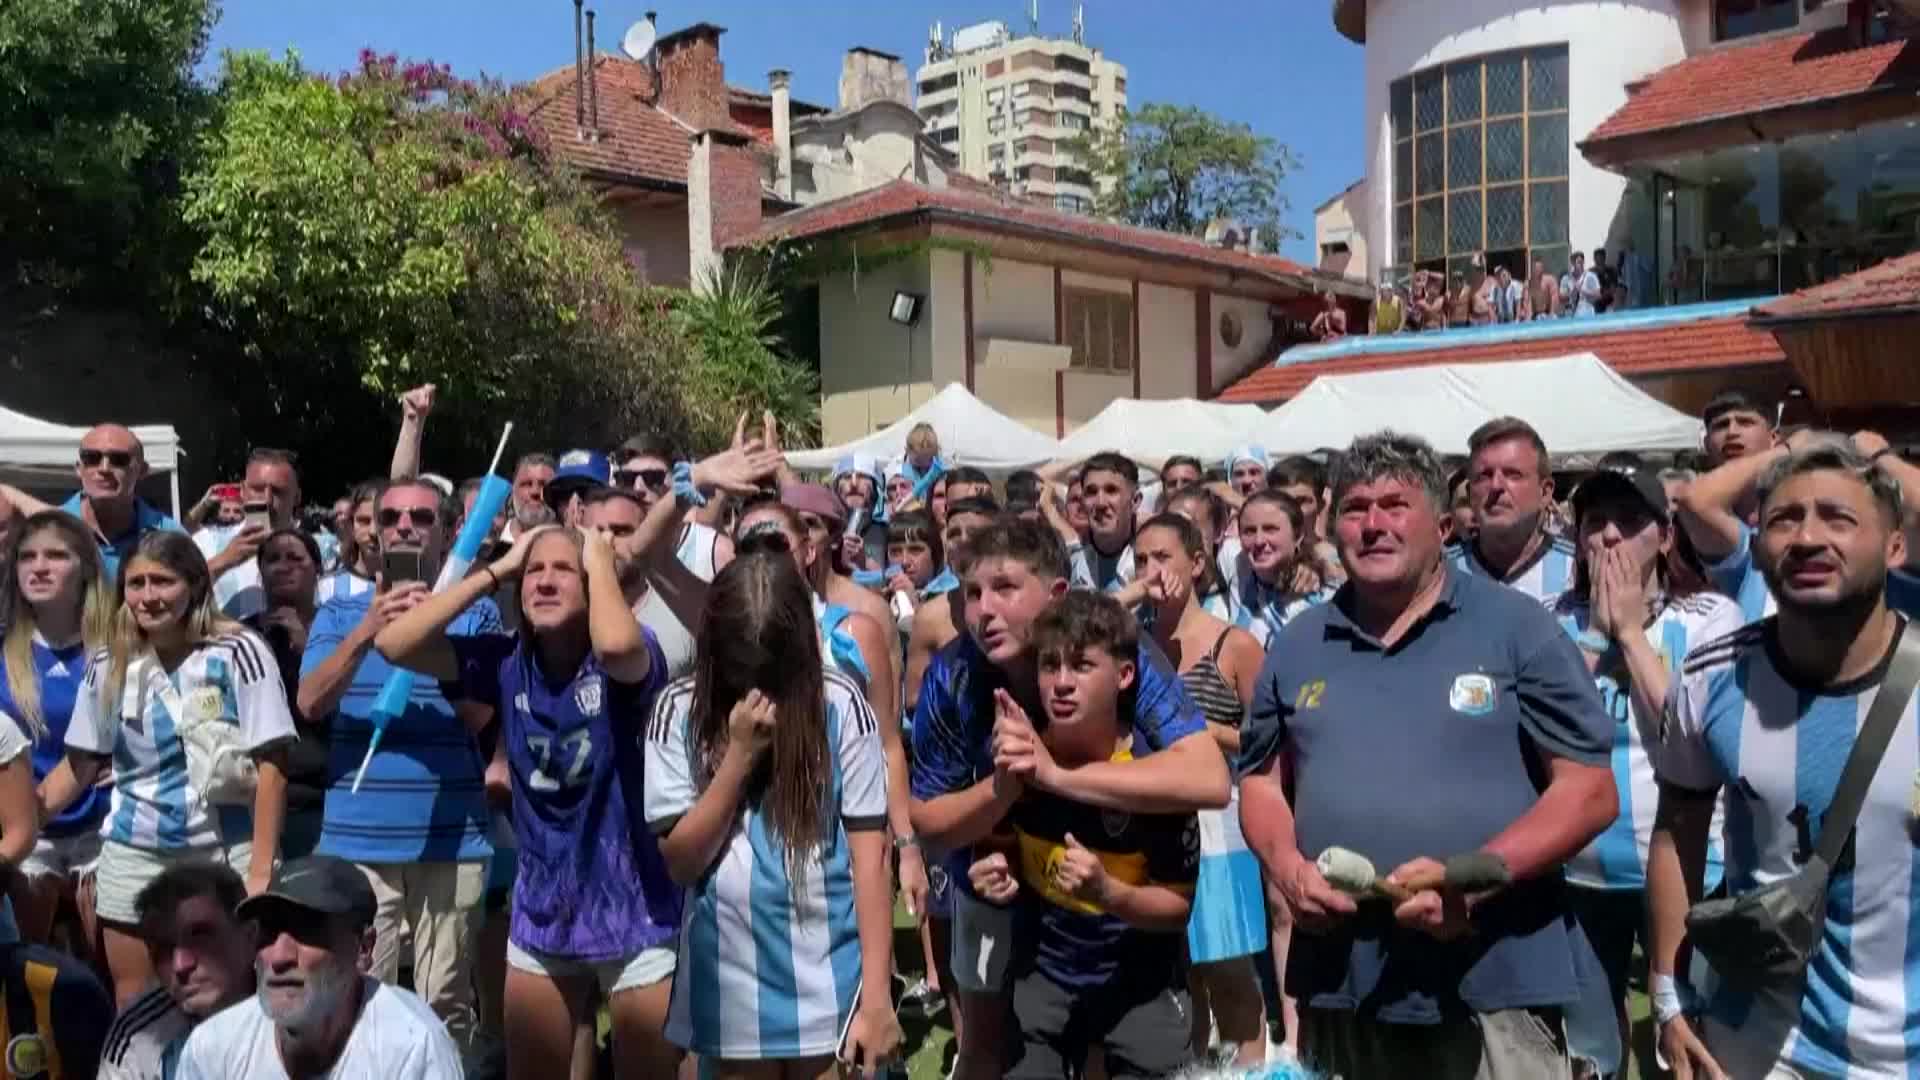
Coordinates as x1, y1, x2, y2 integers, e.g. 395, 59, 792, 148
176, 856, 462, 1079
833, 453, 887, 571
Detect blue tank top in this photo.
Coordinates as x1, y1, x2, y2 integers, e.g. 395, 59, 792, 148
0, 639, 107, 837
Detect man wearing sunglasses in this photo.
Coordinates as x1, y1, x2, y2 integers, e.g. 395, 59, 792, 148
42, 424, 187, 583
296, 478, 499, 1056
176, 856, 462, 1079
198, 447, 304, 619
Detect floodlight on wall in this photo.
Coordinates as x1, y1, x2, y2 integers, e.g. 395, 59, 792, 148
888, 291, 924, 326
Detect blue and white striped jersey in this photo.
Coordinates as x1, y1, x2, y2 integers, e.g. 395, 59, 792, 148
315, 569, 373, 608
1448, 532, 1579, 602
1706, 522, 1920, 623
1220, 549, 1333, 648
67, 631, 296, 851
1658, 618, 1920, 1078
1550, 590, 1740, 891
643, 670, 890, 1060
1068, 539, 1135, 595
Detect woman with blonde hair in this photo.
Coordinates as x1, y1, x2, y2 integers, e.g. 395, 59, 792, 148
39, 530, 295, 1006
0, 512, 117, 955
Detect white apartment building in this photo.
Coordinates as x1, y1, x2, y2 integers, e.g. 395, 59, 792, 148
914, 15, 1127, 215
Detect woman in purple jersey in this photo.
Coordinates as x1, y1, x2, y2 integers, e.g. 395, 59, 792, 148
376, 523, 682, 1080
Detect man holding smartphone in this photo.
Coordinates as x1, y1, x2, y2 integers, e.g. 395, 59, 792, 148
199, 447, 304, 619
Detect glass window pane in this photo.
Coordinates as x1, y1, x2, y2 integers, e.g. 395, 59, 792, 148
1449, 190, 1483, 255
1486, 53, 1525, 117
1447, 63, 1482, 124
1528, 46, 1569, 112
1392, 79, 1413, 139
1529, 245, 1570, 277
1417, 197, 1445, 261
1417, 132, 1444, 196
1530, 181, 1569, 246
1487, 185, 1525, 249
1395, 140, 1412, 204
1529, 113, 1569, 179
1716, 0, 1797, 42
1415, 70, 1444, 133
1487, 118, 1524, 183
1448, 125, 1482, 188
1396, 203, 1415, 265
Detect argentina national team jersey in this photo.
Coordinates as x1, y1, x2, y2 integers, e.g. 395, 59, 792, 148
1659, 618, 1920, 1078
1551, 590, 1740, 891
1223, 551, 1334, 648
643, 670, 889, 1060
1067, 539, 1135, 594
66, 632, 295, 851
1707, 522, 1920, 623
1448, 531, 1579, 601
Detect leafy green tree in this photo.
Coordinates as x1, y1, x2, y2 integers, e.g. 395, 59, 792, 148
1063, 103, 1300, 248
182, 50, 699, 489
0, 0, 215, 288
673, 265, 821, 448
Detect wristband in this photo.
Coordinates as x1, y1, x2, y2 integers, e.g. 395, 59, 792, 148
1650, 972, 1684, 1025
483, 565, 500, 591
893, 835, 922, 852
671, 462, 709, 509
1870, 446, 1896, 465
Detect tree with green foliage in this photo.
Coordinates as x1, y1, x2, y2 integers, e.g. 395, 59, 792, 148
674, 265, 821, 448
182, 49, 701, 486
1062, 103, 1300, 249
0, 0, 215, 289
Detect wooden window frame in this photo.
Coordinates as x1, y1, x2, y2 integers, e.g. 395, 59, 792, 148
1062, 287, 1134, 374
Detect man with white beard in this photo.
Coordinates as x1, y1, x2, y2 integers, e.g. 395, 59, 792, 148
175, 856, 462, 1079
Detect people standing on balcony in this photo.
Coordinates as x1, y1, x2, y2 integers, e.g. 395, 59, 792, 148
1491, 264, 1527, 323
1309, 290, 1348, 342
1592, 249, 1620, 315
1470, 257, 1497, 327
1561, 251, 1603, 318
1448, 271, 1474, 327
1371, 283, 1404, 335
1532, 259, 1562, 320
1417, 274, 1449, 331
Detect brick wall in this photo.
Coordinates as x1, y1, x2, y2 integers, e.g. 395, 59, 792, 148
711, 141, 765, 247
657, 24, 728, 132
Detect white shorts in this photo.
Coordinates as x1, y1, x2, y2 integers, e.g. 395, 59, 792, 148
19, 830, 104, 883
506, 939, 677, 995
94, 839, 251, 926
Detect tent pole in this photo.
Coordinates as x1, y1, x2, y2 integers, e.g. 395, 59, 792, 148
170, 470, 181, 520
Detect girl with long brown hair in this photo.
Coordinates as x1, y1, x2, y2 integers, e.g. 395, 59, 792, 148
39, 530, 294, 1006
0, 512, 116, 955
643, 551, 901, 1079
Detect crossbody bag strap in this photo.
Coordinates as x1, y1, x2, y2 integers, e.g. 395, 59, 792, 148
1817, 621, 1920, 866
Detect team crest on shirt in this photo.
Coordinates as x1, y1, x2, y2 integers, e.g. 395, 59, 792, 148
187, 686, 224, 723
1449, 673, 1497, 716
514, 692, 531, 715
573, 676, 604, 717
5, 1033, 47, 1077
1102, 809, 1130, 837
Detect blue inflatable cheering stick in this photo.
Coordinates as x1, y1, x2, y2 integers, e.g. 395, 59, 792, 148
352, 423, 514, 793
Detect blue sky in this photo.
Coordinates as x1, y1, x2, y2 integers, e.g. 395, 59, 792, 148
204, 1, 1362, 262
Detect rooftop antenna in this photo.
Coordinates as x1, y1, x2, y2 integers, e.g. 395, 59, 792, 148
585, 8, 600, 141
1029, 0, 1039, 36
1073, 1, 1085, 43
573, 0, 585, 136
621, 12, 660, 105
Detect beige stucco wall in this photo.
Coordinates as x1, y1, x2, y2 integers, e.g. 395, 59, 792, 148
818, 253, 937, 443
973, 258, 1055, 343
1314, 184, 1370, 280
609, 200, 692, 287
1210, 294, 1276, 393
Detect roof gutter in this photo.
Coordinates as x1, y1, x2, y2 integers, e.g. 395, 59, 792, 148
577, 167, 688, 195
1750, 302, 1920, 327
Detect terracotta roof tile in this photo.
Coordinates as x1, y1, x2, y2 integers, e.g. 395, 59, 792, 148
1584, 28, 1920, 146
1217, 315, 1784, 403
1754, 250, 1920, 319
732, 180, 1366, 296
527, 57, 693, 187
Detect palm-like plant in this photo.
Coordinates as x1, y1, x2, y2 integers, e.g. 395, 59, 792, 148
671, 263, 820, 448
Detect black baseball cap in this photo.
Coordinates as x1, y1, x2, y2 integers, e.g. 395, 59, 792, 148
236, 856, 377, 930
1572, 466, 1670, 526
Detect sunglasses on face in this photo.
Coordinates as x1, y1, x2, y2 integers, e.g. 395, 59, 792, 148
78, 449, 134, 469
377, 507, 438, 528
736, 527, 794, 556
618, 467, 670, 491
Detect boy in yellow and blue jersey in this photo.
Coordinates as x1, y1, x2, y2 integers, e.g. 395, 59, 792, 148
1, 941, 113, 1079
968, 590, 1198, 1079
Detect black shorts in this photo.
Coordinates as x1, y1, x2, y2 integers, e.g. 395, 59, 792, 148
1004, 965, 1193, 1080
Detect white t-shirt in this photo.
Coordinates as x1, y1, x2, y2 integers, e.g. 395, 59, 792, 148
0, 711, 24, 944
195, 524, 267, 621
176, 978, 462, 1079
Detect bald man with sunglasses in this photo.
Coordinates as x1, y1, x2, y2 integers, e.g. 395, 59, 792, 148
0, 423, 186, 583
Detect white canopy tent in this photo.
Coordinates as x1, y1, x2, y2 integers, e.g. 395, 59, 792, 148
0, 403, 184, 517
1055, 397, 1270, 464
786, 383, 1061, 472
1248, 353, 1704, 460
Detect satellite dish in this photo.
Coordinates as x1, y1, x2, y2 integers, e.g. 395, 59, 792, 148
621, 20, 657, 62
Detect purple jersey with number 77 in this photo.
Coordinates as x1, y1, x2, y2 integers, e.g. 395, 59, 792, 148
450, 629, 680, 960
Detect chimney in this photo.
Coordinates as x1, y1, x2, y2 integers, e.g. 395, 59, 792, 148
769, 69, 793, 200
688, 129, 762, 293
573, 0, 585, 134
586, 8, 600, 140
656, 23, 730, 132
839, 47, 909, 111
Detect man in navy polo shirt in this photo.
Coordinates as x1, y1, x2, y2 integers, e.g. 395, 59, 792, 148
0, 424, 185, 583
1239, 431, 1617, 1078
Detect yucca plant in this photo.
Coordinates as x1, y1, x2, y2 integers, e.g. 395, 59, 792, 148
671, 263, 821, 449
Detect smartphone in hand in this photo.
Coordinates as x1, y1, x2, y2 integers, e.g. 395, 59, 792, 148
243, 501, 272, 532
382, 549, 423, 584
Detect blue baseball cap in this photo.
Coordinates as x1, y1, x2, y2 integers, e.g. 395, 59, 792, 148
547, 449, 611, 506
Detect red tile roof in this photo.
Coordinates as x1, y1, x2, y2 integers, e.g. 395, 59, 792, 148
1583, 28, 1920, 147
732, 180, 1369, 297
1217, 315, 1785, 403
527, 57, 696, 187
1753, 250, 1920, 320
